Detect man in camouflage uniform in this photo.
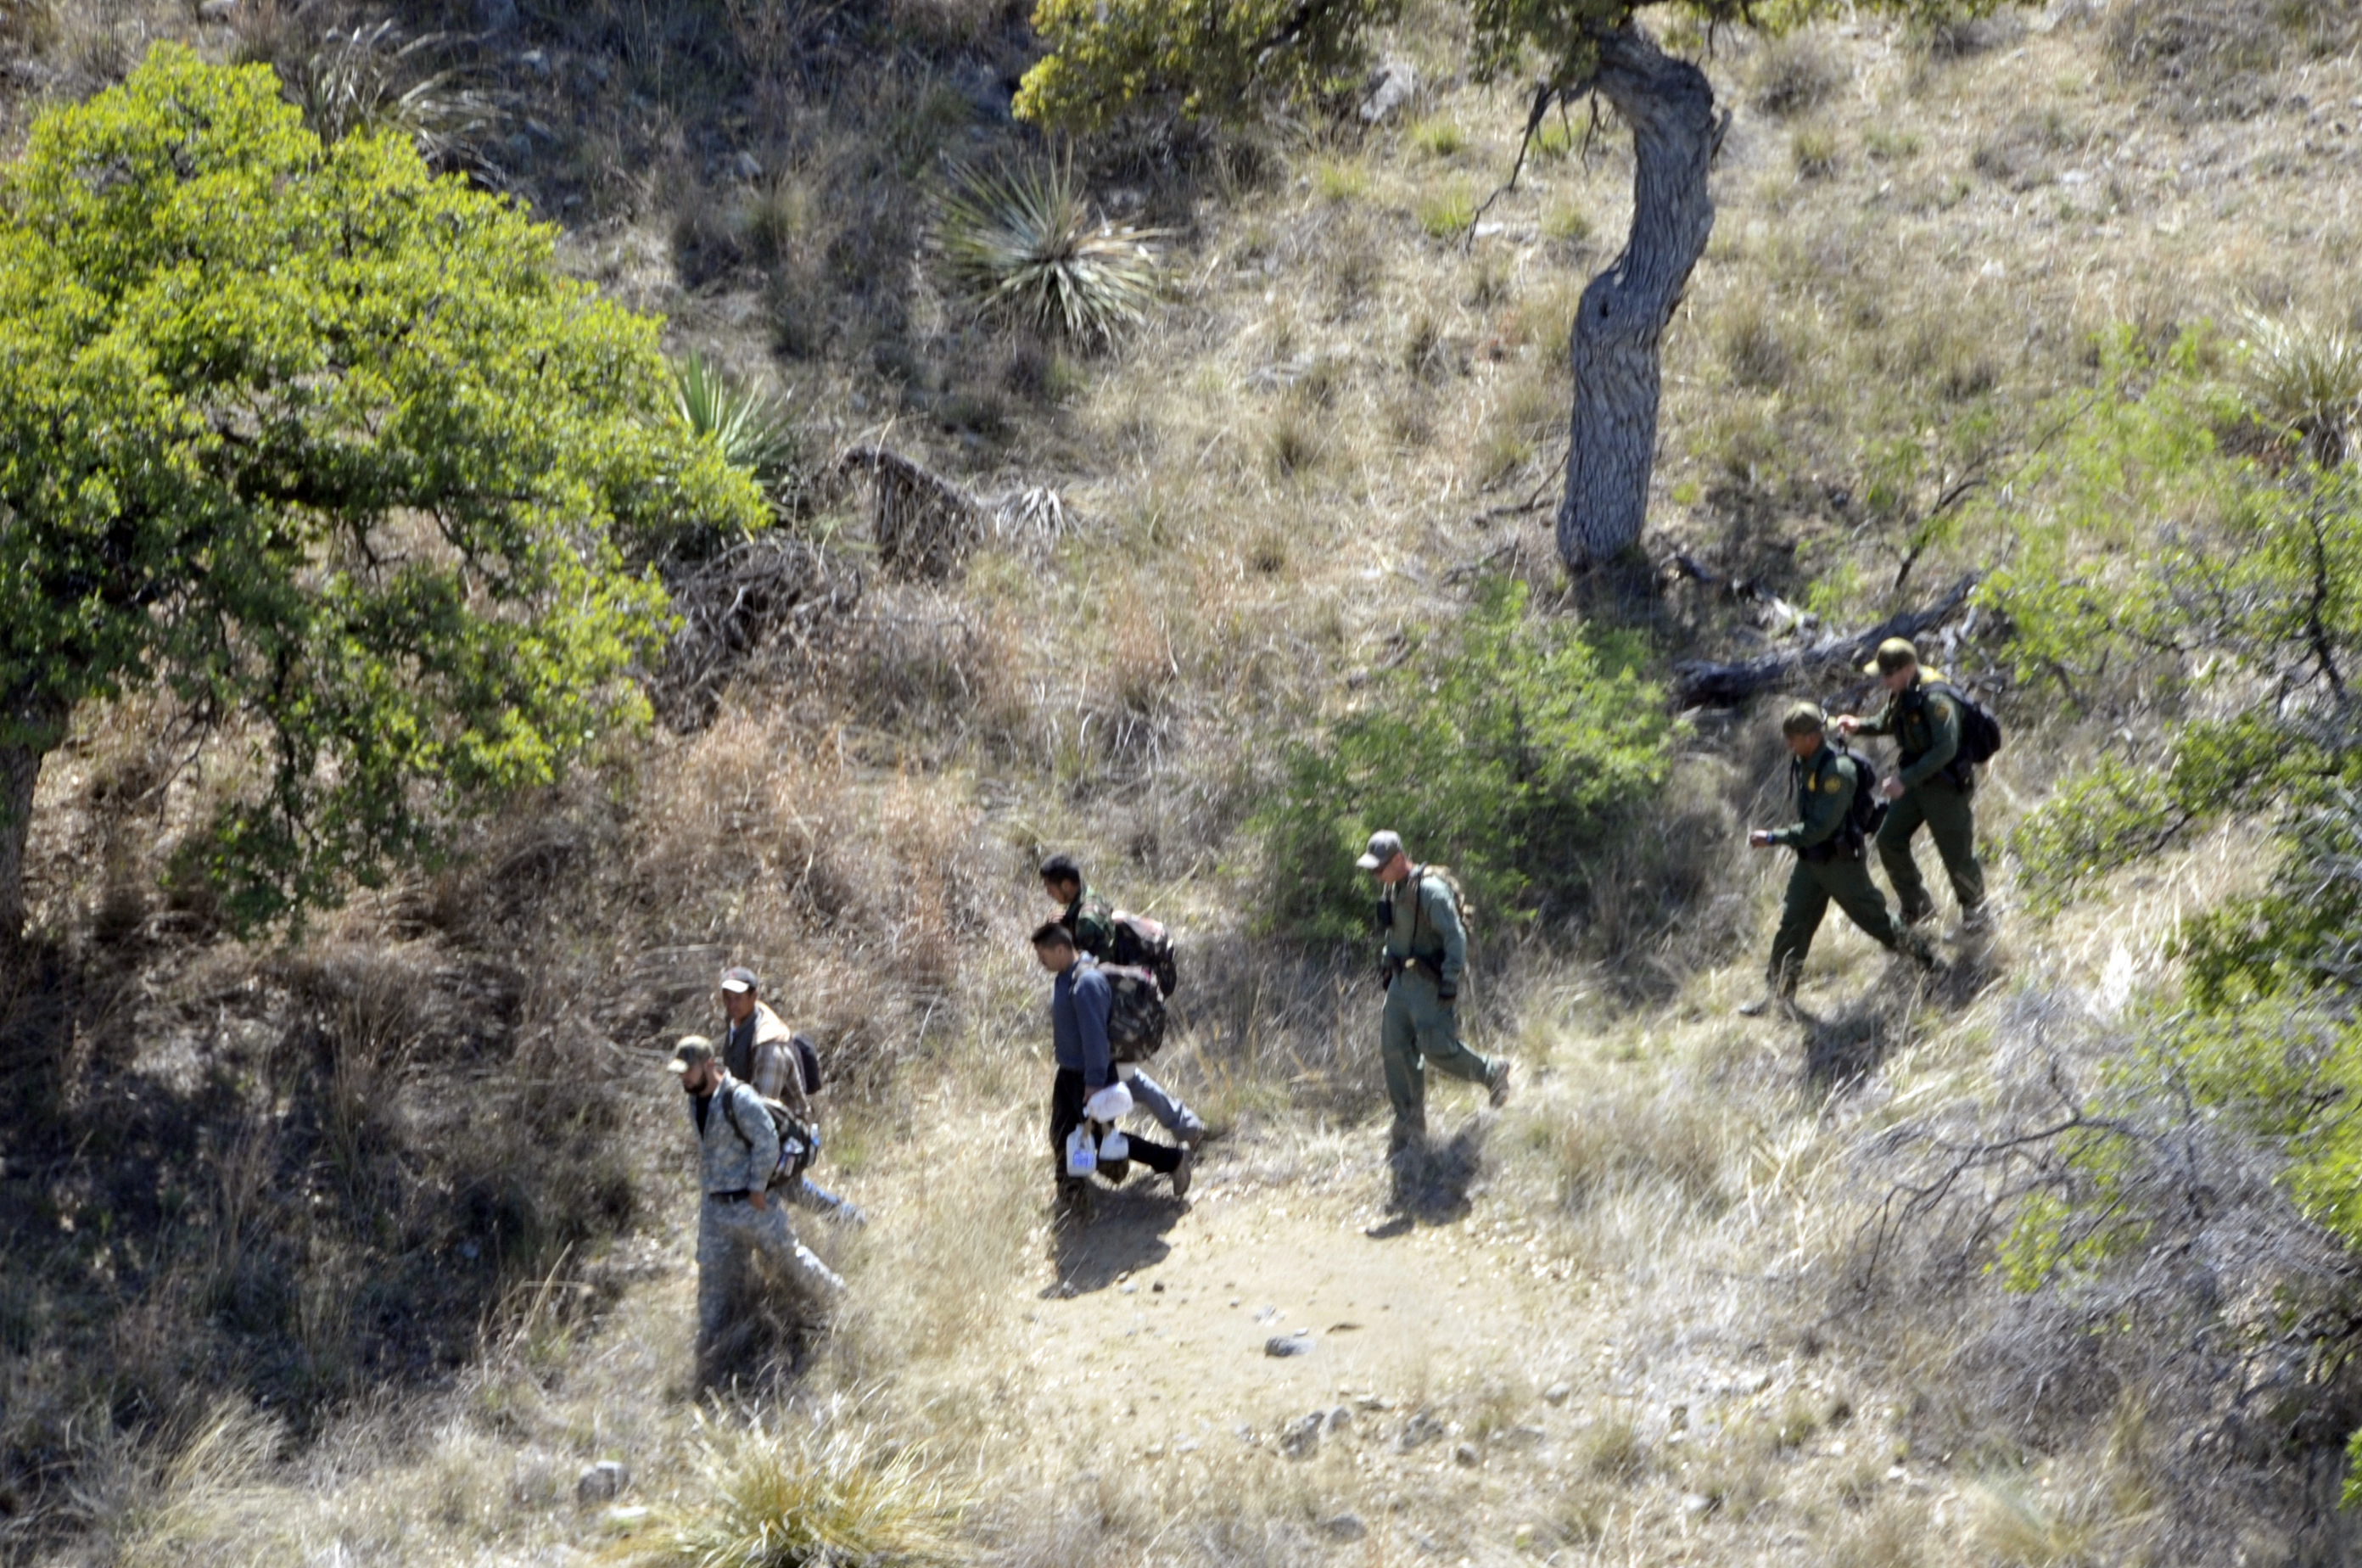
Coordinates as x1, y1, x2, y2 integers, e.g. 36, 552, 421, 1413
1038, 854, 1205, 1147
1741, 704, 1934, 1017
1834, 637, 1989, 938
668, 1036, 843, 1386
1359, 830, 1510, 1151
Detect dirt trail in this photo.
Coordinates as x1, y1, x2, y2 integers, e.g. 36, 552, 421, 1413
1007, 1123, 1595, 1458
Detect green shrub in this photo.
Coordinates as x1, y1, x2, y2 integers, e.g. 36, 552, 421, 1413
669, 352, 804, 525
1251, 577, 1674, 939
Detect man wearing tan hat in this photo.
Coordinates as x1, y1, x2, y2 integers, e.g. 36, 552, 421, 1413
1835, 637, 1989, 938
1360, 830, 1509, 1151
669, 1035, 843, 1385
1743, 703, 1933, 1016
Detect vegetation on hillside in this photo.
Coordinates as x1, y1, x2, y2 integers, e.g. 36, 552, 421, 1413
0, 48, 762, 935
3, 0, 2362, 1564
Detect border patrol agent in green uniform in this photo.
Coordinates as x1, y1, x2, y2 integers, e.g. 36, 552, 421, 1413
1741, 704, 1934, 1017
1835, 637, 1988, 936
1358, 830, 1510, 1150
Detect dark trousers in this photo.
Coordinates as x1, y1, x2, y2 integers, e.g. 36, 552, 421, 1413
1049, 1067, 1179, 1178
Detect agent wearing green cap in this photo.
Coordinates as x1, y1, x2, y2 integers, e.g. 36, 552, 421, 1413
1359, 829, 1510, 1151
1834, 637, 1988, 937
1742, 703, 1933, 1016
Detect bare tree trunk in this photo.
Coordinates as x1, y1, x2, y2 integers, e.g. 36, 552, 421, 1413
1557, 25, 1719, 574
0, 697, 65, 944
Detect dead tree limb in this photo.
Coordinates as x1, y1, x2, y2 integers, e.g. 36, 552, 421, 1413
841, 444, 982, 580
1671, 573, 1980, 708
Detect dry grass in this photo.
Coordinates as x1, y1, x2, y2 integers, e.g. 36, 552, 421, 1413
6, 0, 2362, 1564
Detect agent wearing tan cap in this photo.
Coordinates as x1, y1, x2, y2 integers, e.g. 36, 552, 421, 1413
1359, 830, 1509, 1151
1742, 703, 1933, 1016
1834, 638, 1989, 938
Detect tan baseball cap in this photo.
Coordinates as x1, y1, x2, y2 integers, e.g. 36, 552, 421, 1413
667, 1035, 715, 1073
1357, 830, 1406, 871
1863, 636, 1918, 676
1780, 701, 1827, 737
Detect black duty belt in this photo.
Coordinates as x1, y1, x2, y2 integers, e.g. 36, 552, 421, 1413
707, 1189, 753, 1204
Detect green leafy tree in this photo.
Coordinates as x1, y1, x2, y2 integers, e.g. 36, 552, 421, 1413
0, 48, 764, 935
1016, 0, 2023, 574
1253, 576, 1671, 938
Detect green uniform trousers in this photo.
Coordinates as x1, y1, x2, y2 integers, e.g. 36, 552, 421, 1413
1380, 971, 1495, 1126
1877, 778, 1984, 926
1767, 852, 1910, 994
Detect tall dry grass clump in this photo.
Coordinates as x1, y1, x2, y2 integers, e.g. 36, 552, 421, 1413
617, 1414, 969, 1568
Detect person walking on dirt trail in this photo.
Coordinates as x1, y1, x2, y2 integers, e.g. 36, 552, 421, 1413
1833, 638, 1991, 940
1742, 703, 1935, 1018
1039, 854, 1206, 1149
1033, 920, 1192, 1219
719, 966, 865, 1227
667, 1035, 844, 1386
1361, 831, 1510, 1153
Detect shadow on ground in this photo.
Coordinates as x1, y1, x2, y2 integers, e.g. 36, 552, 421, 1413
1802, 942, 2007, 1088
1367, 1118, 1489, 1236
1048, 1176, 1186, 1294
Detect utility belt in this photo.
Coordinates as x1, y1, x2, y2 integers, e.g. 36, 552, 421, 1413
1898, 753, 1974, 793
1798, 836, 1866, 865
706, 1189, 754, 1204
1384, 953, 1447, 983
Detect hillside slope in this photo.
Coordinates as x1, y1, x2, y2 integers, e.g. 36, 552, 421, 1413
3, 0, 2362, 1564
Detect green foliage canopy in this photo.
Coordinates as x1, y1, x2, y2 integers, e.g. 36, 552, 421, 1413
1251, 577, 1671, 941
1015, 0, 2018, 134
0, 48, 764, 928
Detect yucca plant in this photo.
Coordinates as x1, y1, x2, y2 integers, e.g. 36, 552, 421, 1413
2239, 310, 2362, 468
670, 351, 804, 514
938, 160, 1161, 342
287, 23, 494, 171
611, 1417, 967, 1568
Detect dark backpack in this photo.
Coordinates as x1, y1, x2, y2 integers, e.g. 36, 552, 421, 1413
1107, 911, 1179, 999
1100, 963, 1170, 1062
1798, 747, 1886, 856
1919, 680, 2003, 770
1838, 746, 1889, 843
719, 1084, 819, 1187
789, 1032, 823, 1096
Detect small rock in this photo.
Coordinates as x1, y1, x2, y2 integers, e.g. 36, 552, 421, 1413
1323, 1514, 1369, 1543
1265, 1335, 1312, 1358
1543, 1381, 1573, 1405
1120, 1282, 1136, 1295
518, 49, 550, 76
1452, 1442, 1480, 1467
1683, 1492, 1715, 1516
1499, 1425, 1547, 1449
1397, 1411, 1447, 1451
601, 1505, 651, 1533
576, 1459, 630, 1505
1359, 59, 1417, 124
729, 151, 764, 182
1279, 1413, 1324, 1459
1151, 1280, 1166, 1293
1325, 1406, 1353, 1431
196, 0, 238, 21
1176, 1438, 1200, 1453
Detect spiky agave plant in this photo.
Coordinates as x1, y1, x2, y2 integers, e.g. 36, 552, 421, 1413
938, 160, 1161, 342
288, 22, 495, 172
669, 351, 803, 514
2239, 310, 2362, 468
